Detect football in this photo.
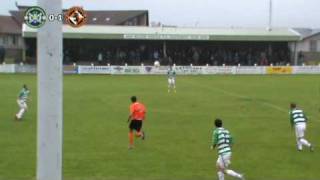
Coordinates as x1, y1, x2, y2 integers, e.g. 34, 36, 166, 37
154, 60, 160, 67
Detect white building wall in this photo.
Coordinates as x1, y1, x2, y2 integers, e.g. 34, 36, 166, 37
296, 33, 320, 52
308, 34, 320, 52
296, 40, 309, 52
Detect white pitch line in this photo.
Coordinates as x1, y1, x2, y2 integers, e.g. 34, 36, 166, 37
210, 87, 320, 121
184, 80, 320, 121
183, 79, 288, 113
212, 86, 288, 113
259, 101, 288, 113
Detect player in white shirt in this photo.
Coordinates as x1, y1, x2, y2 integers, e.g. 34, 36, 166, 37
289, 103, 314, 151
167, 66, 176, 93
15, 84, 30, 120
211, 118, 245, 180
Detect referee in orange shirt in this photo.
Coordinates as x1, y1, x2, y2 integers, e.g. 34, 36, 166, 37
127, 96, 146, 149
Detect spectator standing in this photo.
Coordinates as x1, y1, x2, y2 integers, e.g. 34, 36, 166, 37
192, 49, 200, 65
0, 45, 5, 63
259, 52, 268, 65
97, 52, 103, 65
153, 49, 160, 61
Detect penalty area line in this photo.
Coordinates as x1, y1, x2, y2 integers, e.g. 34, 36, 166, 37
211, 87, 288, 113
183, 79, 288, 113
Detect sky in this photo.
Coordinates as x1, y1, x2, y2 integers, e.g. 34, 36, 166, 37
0, 0, 319, 28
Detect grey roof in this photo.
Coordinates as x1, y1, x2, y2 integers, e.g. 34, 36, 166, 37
23, 25, 300, 41
0, 15, 21, 34
85, 10, 148, 25
293, 28, 320, 39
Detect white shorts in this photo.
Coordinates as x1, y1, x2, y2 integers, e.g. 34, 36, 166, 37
295, 123, 306, 138
168, 78, 175, 85
216, 153, 231, 169
17, 99, 27, 109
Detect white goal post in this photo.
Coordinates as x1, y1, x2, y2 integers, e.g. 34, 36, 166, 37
37, 0, 63, 180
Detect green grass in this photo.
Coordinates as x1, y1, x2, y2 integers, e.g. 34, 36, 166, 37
0, 74, 319, 180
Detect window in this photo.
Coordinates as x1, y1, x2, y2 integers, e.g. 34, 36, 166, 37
3, 36, 8, 45
12, 35, 17, 46
126, 20, 133, 26
132, 18, 138, 25
9, 35, 14, 46
310, 40, 317, 52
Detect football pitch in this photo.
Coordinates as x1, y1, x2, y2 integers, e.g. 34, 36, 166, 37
0, 74, 319, 180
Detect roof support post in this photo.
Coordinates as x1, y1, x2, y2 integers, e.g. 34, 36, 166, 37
163, 41, 167, 58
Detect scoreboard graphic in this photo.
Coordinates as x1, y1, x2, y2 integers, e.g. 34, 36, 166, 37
24, 6, 87, 28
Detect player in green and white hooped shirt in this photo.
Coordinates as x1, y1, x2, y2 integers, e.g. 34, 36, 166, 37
167, 66, 176, 93
289, 103, 313, 151
211, 118, 245, 180
15, 84, 30, 120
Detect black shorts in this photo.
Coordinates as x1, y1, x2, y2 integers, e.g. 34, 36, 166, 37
129, 120, 143, 131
